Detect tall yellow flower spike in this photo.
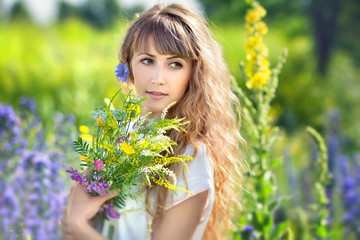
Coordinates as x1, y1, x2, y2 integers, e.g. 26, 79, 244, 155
244, 1, 271, 89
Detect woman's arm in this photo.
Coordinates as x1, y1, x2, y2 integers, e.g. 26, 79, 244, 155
151, 190, 209, 240
60, 183, 115, 240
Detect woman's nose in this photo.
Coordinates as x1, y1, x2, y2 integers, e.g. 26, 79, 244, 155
151, 66, 165, 85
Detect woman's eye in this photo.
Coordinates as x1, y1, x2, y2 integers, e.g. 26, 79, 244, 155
141, 59, 152, 65
170, 62, 183, 69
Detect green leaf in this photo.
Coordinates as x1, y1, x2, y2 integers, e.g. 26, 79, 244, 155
271, 222, 289, 239
268, 200, 280, 212
270, 159, 282, 168
73, 137, 90, 156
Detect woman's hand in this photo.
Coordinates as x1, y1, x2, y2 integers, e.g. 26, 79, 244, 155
60, 183, 116, 240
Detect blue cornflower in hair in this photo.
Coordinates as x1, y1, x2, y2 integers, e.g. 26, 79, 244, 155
115, 62, 130, 83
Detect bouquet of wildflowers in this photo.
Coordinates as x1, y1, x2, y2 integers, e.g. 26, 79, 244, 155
67, 63, 193, 219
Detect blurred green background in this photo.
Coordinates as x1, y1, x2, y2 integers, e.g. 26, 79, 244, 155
1, 0, 359, 137
1, 0, 359, 238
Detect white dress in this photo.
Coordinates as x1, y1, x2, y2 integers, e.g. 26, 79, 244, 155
101, 142, 215, 240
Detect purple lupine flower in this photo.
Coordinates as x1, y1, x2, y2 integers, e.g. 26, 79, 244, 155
1, 99, 72, 239
0, 104, 19, 134
115, 62, 130, 83
338, 154, 360, 237
0, 185, 21, 237
19, 97, 37, 113
0, 103, 24, 175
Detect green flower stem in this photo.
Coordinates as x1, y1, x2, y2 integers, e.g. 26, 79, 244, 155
231, 77, 259, 139
306, 126, 332, 239
264, 49, 288, 107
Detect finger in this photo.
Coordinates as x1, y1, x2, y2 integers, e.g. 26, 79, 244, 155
68, 183, 84, 205
94, 191, 117, 205
105, 190, 117, 200
66, 186, 75, 205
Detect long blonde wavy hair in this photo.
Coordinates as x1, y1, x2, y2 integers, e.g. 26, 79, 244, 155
119, 4, 244, 239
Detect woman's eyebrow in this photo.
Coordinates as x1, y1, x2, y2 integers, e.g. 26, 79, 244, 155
136, 53, 185, 60
167, 56, 184, 60
137, 53, 155, 57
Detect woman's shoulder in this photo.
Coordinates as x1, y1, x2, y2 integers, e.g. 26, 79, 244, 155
165, 141, 214, 210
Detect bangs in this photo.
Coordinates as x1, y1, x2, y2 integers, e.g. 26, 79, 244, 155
132, 15, 198, 59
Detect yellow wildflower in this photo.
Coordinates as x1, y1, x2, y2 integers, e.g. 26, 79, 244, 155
255, 6, 266, 18
120, 142, 135, 155
79, 125, 89, 133
80, 134, 93, 142
245, 22, 255, 32
246, 51, 258, 62
247, 73, 268, 89
80, 155, 91, 162
127, 104, 141, 117
104, 126, 110, 131
257, 21, 268, 35
245, 61, 256, 77
96, 119, 103, 127
260, 66, 271, 77
259, 44, 269, 57
259, 57, 270, 67
246, 9, 260, 23
244, 36, 261, 52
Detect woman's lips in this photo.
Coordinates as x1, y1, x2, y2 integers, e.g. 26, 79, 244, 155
146, 91, 168, 99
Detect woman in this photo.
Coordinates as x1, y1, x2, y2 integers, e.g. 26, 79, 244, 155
61, 4, 243, 240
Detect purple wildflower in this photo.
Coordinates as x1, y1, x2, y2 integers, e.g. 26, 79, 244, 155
103, 204, 121, 219
115, 63, 130, 83
243, 225, 254, 231
93, 175, 101, 181
19, 97, 37, 113
0, 99, 72, 239
241, 225, 256, 239
85, 180, 110, 196
0, 104, 19, 130
66, 167, 87, 184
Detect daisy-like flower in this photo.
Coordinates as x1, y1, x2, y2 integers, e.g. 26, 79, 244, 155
79, 125, 89, 133
115, 63, 130, 83
120, 142, 135, 155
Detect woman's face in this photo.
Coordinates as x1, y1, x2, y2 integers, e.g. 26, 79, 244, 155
130, 37, 192, 119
